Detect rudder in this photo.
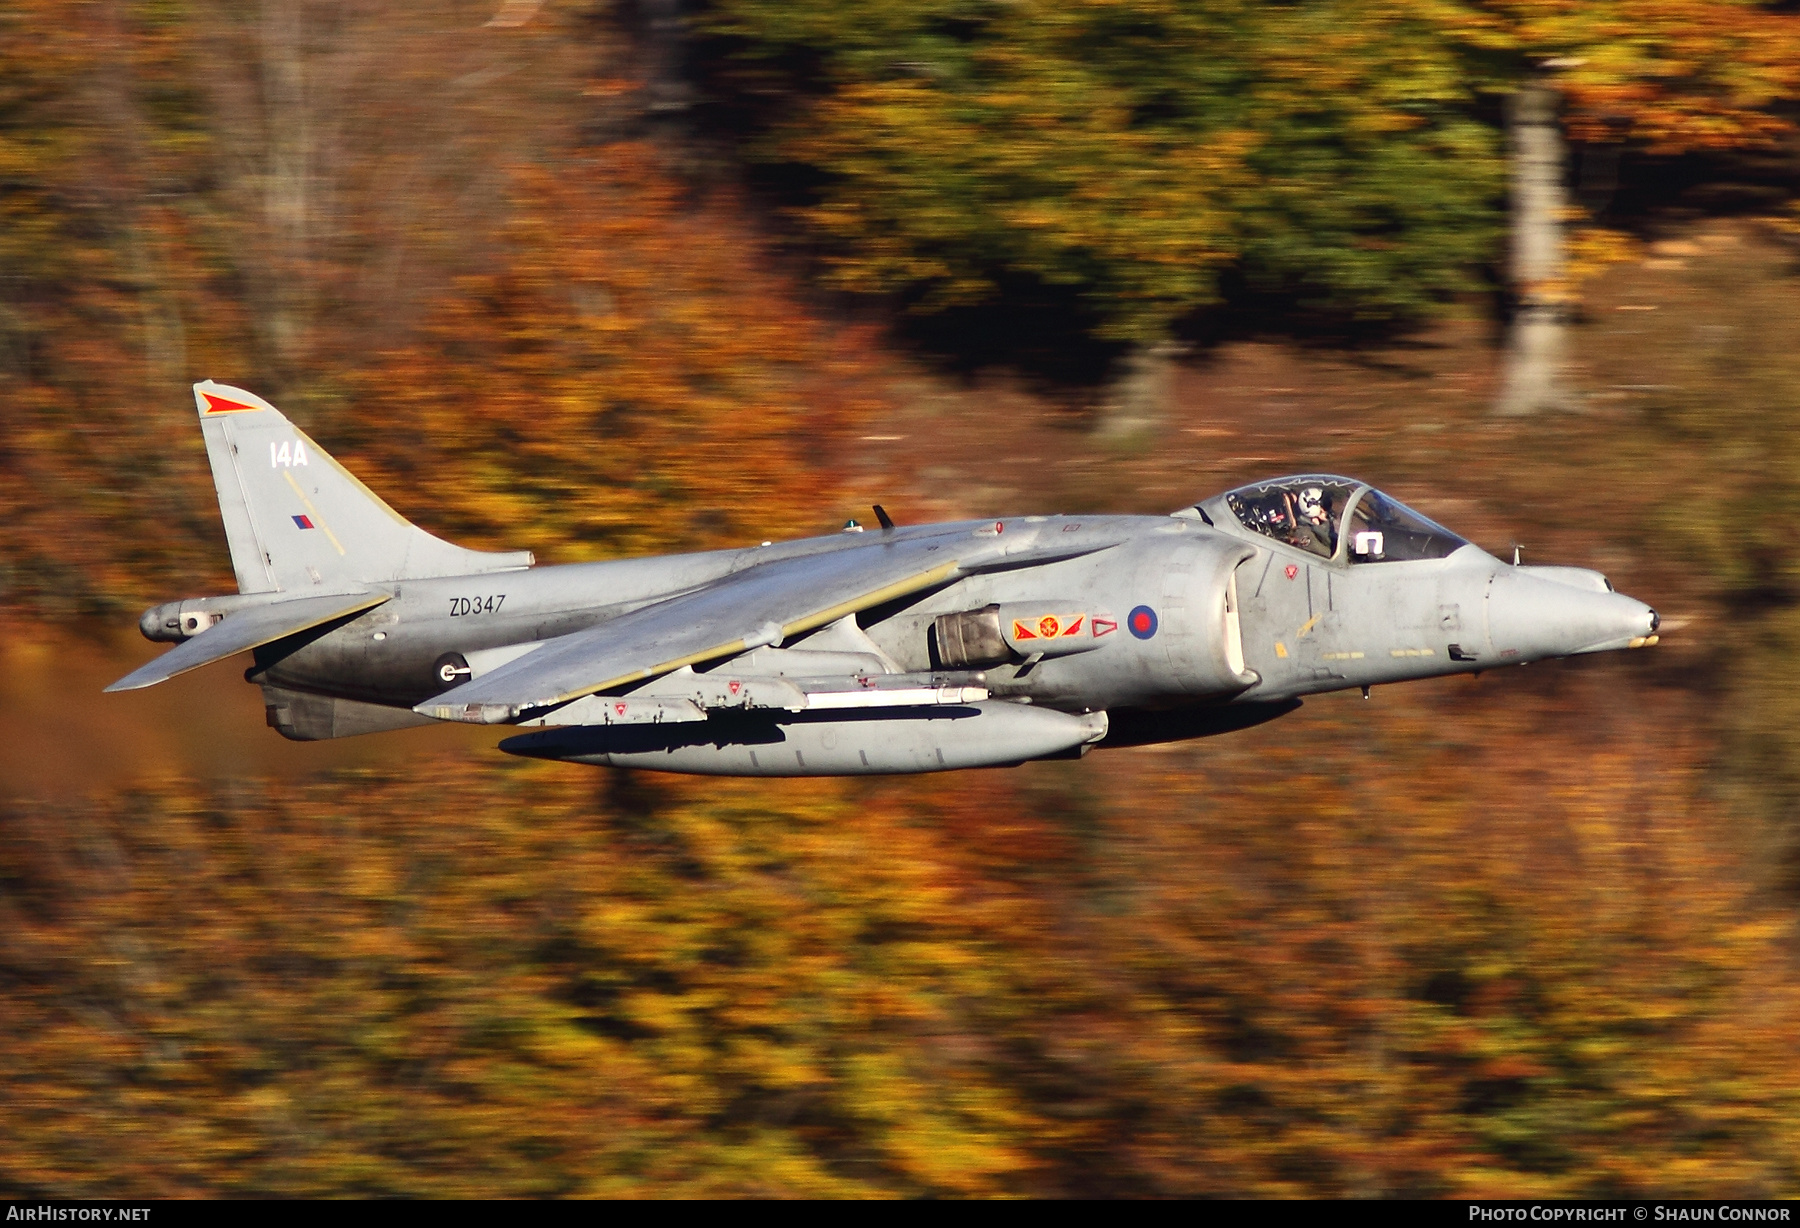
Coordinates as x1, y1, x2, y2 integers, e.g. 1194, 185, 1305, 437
193, 380, 533, 593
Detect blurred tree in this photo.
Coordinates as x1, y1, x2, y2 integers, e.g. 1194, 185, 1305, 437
697, 0, 1503, 402
0, 766, 1044, 1195
694, 0, 1497, 430
3, 695, 1797, 1197
0, 0, 235, 614
0, 0, 870, 618
695, 0, 1800, 416
3, 1, 1800, 1200
1427, 1, 1800, 413
1497, 72, 1571, 416
0, 0, 85, 384
346, 151, 876, 561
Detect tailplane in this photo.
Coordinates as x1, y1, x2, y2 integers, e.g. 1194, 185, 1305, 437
192, 380, 533, 593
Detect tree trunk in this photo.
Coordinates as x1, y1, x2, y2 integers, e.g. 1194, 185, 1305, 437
92, 10, 188, 394
633, 0, 695, 137
1496, 80, 1571, 416
1098, 341, 1181, 440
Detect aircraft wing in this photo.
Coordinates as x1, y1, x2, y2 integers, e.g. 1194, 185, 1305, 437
104, 591, 390, 692
420, 524, 1116, 724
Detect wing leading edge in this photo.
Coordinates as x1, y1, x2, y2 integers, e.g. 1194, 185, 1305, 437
420, 523, 1117, 725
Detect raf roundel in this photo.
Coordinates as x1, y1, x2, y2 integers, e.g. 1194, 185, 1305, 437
1128, 605, 1158, 640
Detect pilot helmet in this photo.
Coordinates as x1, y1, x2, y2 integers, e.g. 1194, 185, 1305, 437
1297, 486, 1328, 523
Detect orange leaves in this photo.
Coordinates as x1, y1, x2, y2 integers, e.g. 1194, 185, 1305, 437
0, 9, 889, 617
0, 765, 1054, 1195
2, 676, 1799, 1196
3, 0, 1800, 1201
1438, 0, 1800, 153
346, 147, 874, 562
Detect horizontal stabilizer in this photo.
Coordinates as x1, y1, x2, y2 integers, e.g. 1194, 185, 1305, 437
105, 591, 390, 692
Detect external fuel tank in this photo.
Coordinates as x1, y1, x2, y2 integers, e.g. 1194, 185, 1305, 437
498, 700, 1108, 776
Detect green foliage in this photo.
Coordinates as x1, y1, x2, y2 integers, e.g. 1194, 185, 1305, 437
701, 0, 1800, 346
702, 0, 1504, 341
1225, 3, 1503, 320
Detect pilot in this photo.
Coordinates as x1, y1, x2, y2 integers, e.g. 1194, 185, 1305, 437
1293, 486, 1336, 556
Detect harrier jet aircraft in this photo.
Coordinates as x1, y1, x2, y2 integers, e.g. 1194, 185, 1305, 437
108, 382, 1660, 776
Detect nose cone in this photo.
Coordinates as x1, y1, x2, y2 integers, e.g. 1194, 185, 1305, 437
1486, 569, 1658, 660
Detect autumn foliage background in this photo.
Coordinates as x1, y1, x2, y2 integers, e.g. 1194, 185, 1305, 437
4, 0, 1800, 1198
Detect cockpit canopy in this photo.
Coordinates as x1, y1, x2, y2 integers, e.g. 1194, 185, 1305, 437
1202, 475, 1468, 563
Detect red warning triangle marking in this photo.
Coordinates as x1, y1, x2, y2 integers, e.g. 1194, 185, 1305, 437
201, 392, 259, 415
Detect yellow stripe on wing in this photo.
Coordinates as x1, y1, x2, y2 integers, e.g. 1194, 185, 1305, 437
779, 560, 961, 641
537, 560, 963, 711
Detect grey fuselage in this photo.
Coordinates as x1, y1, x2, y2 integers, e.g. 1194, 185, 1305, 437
132, 382, 1656, 775
155, 487, 1656, 769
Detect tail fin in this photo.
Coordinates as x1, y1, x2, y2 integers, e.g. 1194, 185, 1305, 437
193, 380, 533, 593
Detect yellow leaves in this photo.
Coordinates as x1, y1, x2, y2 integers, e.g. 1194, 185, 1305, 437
1498, 0, 1800, 153
719, 1035, 827, 1092
527, 1022, 611, 1069
5, 5, 1800, 1200
0, 759, 1062, 1194
1565, 219, 1642, 292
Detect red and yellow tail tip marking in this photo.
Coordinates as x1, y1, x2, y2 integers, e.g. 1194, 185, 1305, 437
200, 392, 260, 415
